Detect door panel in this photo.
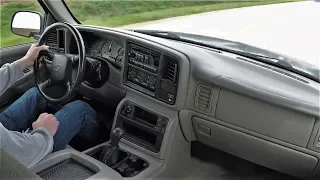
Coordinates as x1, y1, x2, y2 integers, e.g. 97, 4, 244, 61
0, 43, 31, 66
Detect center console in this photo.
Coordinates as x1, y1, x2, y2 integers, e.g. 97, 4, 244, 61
86, 146, 148, 177
123, 42, 179, 105
115, 101, 169, 153
31, 99, 179, 180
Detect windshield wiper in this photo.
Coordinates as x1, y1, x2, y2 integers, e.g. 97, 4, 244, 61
134, 30, 319, 83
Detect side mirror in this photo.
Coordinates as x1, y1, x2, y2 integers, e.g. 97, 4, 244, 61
11, 11, 43, 38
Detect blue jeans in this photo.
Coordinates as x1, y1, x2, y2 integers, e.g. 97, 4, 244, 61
0, 87, 99, 152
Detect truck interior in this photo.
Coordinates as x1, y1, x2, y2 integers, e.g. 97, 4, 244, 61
0, 0, 319, 180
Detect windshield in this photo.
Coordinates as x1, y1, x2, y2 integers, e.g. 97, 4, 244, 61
65, 0, 320, 79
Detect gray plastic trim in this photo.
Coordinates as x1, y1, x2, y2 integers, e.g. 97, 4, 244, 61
79, 81, 126, 108
111, 91, 190, 160
213, 76, 320, 116
307, 119, 320, 153
193, 117, 318, 179
180, 109, 320, 157
215, 89, 315, 147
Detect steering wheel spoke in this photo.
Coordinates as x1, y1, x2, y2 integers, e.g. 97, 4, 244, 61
38, 79, 51, 90
65, 80, 74, 92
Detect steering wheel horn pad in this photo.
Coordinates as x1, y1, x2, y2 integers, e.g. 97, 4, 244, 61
51, 54, 72, 82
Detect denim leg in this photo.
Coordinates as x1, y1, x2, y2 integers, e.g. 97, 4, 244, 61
52, 100, 98, 152
0, 87, 46, 131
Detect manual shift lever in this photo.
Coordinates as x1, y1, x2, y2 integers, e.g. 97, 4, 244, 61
99, 128, 125, 166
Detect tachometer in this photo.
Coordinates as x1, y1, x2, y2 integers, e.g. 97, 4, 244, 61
90, 41, 104, 57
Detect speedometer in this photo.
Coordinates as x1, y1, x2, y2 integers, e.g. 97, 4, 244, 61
101, 40, 112, 56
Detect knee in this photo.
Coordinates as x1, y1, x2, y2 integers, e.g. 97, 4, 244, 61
23, 87, 41, 98
66, 100, 96, 118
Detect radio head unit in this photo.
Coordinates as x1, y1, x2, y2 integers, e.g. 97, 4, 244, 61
128, 46, 160, 73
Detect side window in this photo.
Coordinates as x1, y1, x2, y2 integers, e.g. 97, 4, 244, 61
0, 1, 44, 48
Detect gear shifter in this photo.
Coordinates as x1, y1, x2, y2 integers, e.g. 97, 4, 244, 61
99, 128, 125, 166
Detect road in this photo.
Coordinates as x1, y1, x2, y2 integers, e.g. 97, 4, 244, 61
120, 1, 320, 67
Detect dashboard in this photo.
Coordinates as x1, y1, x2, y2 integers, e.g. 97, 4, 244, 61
47, 26, 320, 179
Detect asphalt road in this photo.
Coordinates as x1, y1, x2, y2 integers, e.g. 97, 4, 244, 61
121, 1, 320, 67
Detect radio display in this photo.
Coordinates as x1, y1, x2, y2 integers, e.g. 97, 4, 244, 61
129, 46, 160, 69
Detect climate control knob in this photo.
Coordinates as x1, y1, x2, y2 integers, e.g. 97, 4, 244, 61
147, 76, 155, 87
129, 52, 136, 58
128, 69, 137, 79
137, 72, 146, 83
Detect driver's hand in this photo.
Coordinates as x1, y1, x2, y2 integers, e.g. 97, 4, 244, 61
32, 113, 59, 136
19, 44, 49, 70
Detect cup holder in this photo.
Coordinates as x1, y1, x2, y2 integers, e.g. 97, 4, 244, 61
114, 154, 148, 177
86, 146, 148, 177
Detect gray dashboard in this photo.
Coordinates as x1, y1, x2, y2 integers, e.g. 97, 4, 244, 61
60, 25, 320, 179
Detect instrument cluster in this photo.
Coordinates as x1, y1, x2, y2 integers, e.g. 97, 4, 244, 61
88, 38, 124, 69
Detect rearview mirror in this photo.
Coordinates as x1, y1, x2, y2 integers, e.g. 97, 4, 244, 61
11, 11, 43, 38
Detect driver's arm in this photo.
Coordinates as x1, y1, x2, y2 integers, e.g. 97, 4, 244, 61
0, 60, 24, 95
0, 113, 59, 168
0, 44, 48, 95
0, 123, 53, 168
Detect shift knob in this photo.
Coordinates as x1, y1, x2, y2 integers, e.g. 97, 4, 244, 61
110, 128, 125, 145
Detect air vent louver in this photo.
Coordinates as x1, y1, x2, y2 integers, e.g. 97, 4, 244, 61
163, 56, 178, 83
46, 30, 65, 53
195, 85, 213, 112
46, 31, 58, 48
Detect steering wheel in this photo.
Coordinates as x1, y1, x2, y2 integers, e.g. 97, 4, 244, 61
34, 22, 86, 104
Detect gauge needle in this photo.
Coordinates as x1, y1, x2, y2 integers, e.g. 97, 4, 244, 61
108, 42, 112, 52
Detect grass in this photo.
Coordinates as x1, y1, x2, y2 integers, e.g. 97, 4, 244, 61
79, 0, 300, 27
1, 0, 300, 48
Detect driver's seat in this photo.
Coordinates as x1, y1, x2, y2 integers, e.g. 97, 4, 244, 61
0, 148, 41, 179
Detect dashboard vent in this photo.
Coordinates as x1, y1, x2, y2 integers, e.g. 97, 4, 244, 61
163, 56, 178, 83
46, 29, 65, 53
195, 85, 213, 112
46, 31, 58, 48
